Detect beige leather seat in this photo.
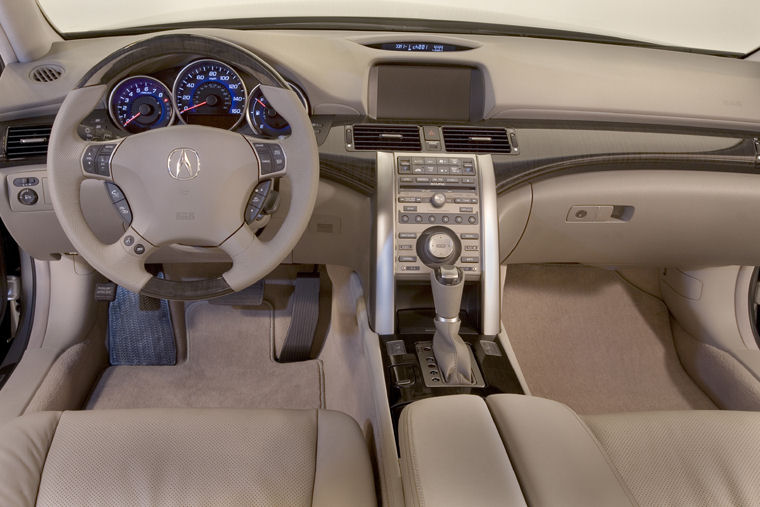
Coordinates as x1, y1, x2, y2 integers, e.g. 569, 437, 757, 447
0, 408, 376, 507
400, 394, 760, 507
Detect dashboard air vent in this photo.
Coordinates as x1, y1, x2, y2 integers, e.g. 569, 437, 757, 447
5, 125, 52, 159
352, 124, 421, 151
442, 127, 511, 153
29, 64, 64, 83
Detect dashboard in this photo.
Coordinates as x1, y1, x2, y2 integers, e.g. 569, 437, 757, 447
1, 27, 760, 275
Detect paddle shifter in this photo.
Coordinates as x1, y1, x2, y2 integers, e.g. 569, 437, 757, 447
417, 227, 474, 385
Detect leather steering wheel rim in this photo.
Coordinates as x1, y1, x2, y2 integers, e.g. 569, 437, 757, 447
47, 34, 319, 300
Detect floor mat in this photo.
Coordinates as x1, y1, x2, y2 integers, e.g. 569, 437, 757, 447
87, 301, 324, 410
108, 287, 176, 366
503, 264, 716, 414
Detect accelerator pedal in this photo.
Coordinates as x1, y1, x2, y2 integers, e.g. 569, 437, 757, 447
279, 268, 331, 362
108, 286, 176, 366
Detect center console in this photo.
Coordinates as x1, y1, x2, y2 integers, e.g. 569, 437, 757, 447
372, 150, 523, 424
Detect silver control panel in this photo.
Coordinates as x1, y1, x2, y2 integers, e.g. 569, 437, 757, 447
394, 154, 482, 278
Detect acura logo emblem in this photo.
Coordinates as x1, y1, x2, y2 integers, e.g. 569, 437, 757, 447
167, 148, 200, 180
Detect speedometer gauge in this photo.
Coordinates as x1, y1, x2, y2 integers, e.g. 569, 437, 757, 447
109, 76, 173, 133
173, 59, 247, 129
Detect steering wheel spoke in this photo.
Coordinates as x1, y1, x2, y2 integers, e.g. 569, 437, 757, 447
99, 228, 155, 293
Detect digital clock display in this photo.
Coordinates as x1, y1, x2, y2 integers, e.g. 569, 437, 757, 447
372, 42, 466, 52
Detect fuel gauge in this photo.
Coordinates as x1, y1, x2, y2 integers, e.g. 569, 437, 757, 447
247, 83, 308, 138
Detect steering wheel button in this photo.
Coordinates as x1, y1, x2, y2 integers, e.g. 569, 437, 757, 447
113, 199, 132, 224
245, 205, 260, 224
105, 182, 125, 203
254, 181, 271, 195
250, 194, 264, 207
96, 155, 111, 176
123, 235, 134, 246
99, 143, 117, 156
133, 244, 146, 255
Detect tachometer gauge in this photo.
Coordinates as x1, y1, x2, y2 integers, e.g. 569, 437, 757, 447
109, 76, 173, 133
247, 83, 309, 138
173, 59, 247, 129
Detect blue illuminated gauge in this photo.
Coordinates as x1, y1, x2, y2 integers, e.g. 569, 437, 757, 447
108, 76, 173, 133
173, 59, 247, 129
247, 82, 309, 138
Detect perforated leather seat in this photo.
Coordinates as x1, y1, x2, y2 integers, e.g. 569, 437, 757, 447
0, 408, 376, 506
400, 394, 760, 507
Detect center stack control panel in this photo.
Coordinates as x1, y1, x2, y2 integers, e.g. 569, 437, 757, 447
394, 154, 482, 278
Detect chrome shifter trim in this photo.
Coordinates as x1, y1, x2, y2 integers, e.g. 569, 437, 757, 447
373, 151, 396, 335
477, 154, 501, 336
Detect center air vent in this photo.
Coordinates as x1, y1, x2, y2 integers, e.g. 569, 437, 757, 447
442, 127, 511, 153
351, 125, 422, 151
5, 125, 52, 159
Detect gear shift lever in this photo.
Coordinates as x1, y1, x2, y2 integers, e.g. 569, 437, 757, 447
417, 227, 473, 385
430, 266, 473, 384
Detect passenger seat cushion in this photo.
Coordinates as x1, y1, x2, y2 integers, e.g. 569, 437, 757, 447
486, 394, 636, 507
585, 411, 760, 507
0, 411, 62, 507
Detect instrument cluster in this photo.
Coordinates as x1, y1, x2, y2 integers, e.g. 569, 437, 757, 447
106, 58, 308, 138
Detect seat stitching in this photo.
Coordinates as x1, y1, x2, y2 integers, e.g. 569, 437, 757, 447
34, 411, 64, 503
559, 403, 640, 507
311, 409, 319, 506
401, 408, 424, 507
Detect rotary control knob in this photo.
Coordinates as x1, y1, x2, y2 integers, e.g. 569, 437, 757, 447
416, 226, 461, 267
427, 233, 455, 259
430, 193, 446, 208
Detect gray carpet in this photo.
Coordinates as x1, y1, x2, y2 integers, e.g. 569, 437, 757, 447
503, 264, 716, 414
87, 301, 324, 410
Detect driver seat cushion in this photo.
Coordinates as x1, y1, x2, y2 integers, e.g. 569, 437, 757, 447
0, 408, 376, 507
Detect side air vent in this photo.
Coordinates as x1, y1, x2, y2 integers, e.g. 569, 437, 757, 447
352, 124, 422, 151
29, 64, 64, 83
5, 125, 52, 159
442, 126, 511, 153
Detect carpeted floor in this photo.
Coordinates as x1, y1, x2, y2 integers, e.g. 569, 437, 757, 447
87, 301, 324, 410
502, 264, 716, 414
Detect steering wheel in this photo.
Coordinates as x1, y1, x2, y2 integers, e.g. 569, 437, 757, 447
46, 35, 319, 300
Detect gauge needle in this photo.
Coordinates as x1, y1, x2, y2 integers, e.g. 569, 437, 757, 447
255, 98, 267, 108
180, 101, 208, 114
123, 112, 141, 127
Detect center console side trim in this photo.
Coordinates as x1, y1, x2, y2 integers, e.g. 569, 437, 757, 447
478, 154, 500, 336
374, 151, 396, 335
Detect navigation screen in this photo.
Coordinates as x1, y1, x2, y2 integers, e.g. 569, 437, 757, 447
376, 65, 472, 121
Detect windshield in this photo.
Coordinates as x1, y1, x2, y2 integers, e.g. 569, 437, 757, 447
37, 0, 760, 55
